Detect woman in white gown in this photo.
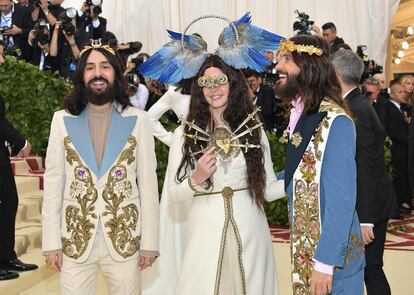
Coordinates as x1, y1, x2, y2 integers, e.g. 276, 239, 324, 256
168, 55, 285, 295
142, 82, 191, 295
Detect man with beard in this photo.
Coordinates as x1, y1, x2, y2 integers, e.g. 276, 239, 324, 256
42, 40, 160, 295
275, 35, 365, 295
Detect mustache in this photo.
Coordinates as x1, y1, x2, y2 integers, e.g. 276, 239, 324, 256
87, 77, 110, 86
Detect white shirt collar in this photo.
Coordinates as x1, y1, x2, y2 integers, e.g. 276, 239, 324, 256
342, 87, 357, 99
390, 99, 400, 109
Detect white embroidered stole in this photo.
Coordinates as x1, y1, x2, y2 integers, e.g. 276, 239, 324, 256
290, 100, 349, 294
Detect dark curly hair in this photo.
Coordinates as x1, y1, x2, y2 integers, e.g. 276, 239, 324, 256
175, 55, 267, 209
63, 47, 130, 115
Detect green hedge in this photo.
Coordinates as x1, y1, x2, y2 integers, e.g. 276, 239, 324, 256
0, 56, 71, 156
0, 56, 289, 225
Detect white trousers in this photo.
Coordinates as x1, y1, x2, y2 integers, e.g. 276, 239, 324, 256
61, 224, 140, 295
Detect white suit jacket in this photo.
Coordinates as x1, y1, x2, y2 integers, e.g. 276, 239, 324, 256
42, 104, 159, 263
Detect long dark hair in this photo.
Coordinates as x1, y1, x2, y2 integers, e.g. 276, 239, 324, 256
64, 48, 130, 115
176, 55, 267, 209
289, 34, 349, 115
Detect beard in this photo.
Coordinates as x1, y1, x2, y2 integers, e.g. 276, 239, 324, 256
83, 77, 117, 106
275, 74, 300, 103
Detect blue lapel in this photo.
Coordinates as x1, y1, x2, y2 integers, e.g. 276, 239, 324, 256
284, 111, 327, 190
64, 110, 100, 177
64, 106, 137, 179
99, 107, 136, 178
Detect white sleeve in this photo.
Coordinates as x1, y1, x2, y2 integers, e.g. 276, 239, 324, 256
261, 129, 286, 202
147, 90, 174, 146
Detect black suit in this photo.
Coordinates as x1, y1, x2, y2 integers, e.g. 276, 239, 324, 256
345, 88, 398, 295
6, 4, 33, 60
384, 100, 410, 205
25, 44, 58, 72
409, 103, 414, 196
0, 94, 25, 264
77, 15, 107, 39
255, 85, 276, 131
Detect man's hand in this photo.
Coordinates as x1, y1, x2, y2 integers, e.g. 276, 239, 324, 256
5, 25, 22, 36
310, 270, 333, 295
40, 0, 49, 11
45, 251, 63, 272
17, 142, 32, 158
28, 29, 36, 44
138, 256, 156, 270
311, 25, 322, 36
80, 1, 89, 13
361, 225, 375, 245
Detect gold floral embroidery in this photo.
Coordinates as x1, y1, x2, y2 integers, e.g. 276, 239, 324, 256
102, 136, 140, 258
291, 132, 303, 148
345, 234, 365, 264
62, 136, 98, 259
292, 149, 320, 294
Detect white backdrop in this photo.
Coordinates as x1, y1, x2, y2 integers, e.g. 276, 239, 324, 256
63, 0, 399, 67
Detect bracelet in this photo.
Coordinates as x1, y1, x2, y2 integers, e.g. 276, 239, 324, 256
187, 176, 204, 193
69, 41, 76, 47
44, 10, 49, 16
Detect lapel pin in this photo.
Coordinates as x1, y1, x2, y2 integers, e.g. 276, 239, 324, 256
291, 132, 303, 148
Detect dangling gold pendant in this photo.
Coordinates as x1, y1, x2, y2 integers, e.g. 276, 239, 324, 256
291, 132, 303, 148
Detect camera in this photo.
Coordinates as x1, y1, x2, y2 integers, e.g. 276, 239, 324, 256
33, 19, 50, 46
85, 0, 102, 15
58, 8, 77, 36
293, 10, 314, 35
356, 45, 383, 82
0, 26, 11, 35
262, 72, 280, 88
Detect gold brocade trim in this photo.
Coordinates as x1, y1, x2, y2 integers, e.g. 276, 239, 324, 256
213, 190, 247, 295
102, 136, 140, 258
62, 136, 98, 259
291, 149, 320, 294
312, 99, 350, 161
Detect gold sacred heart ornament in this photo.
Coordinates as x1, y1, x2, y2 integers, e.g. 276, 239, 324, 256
212, 126, 240, 160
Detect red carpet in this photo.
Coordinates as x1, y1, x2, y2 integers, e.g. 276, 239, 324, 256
270, 210, 414, 252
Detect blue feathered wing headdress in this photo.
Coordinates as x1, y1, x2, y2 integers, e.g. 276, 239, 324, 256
139, 12, 285, 84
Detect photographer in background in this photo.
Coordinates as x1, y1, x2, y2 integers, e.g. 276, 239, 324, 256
77, 0, 107, 39
32, 0, 65, 27
16, 0, 34, 13
243, 68, 277, 131
0, 0, 32, 60
124, 55, 149, 110
26, 18, 57, 71
49, 7, 90, 80
312, 22, 345, 53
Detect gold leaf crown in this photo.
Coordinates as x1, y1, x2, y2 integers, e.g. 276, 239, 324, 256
79, 39, 116, 58
279, 40, 323, 56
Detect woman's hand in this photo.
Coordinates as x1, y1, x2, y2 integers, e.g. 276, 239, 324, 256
191, 146, 217, 186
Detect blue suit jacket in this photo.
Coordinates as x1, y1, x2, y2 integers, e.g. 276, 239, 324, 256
284, 114, 365, 279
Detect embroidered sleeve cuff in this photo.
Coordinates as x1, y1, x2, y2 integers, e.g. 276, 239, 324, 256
312, 258, 334, 275
188, 175, 210, 193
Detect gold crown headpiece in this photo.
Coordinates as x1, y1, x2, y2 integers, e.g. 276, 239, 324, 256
279, 40, 323, 56
79, 39, 116, 58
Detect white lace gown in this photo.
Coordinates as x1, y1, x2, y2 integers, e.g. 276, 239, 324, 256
167, 126, 284, 295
